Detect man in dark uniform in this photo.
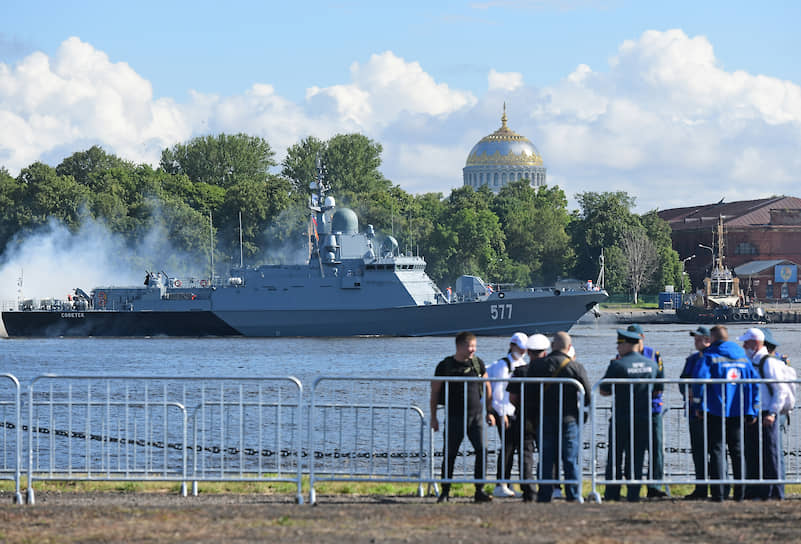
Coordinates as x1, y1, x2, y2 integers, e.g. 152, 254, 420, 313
527, 331, 591, 503
430, 331, 495, 503
679, 326, 712, 500
626, 324, 667, 498
601, 328, 659, 502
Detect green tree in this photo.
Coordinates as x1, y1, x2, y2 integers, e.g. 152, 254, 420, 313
56, 146, 133, 189
323, 134, 391, 195
570, 191, 641, 293
281, 136, 326, 194
16, 162, 90, 230
493, 180, 574, 285
160, 133, 276, 188
641, 210, 688, 293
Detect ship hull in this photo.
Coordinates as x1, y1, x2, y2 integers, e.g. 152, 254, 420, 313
1, 291, 605, 338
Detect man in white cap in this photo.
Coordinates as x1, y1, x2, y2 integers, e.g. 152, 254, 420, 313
508, 333, 551, 502
739, 327, 791, 500
486, 332, 528, 497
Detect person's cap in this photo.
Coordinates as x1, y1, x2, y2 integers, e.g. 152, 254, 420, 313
509, 332, 528, 350
759, 328, 779, 347
526, 333, 551, 351
617, 329, 642, 344
626, 324, 644, 336
737, 327, 765, 343
689, 326, 711, 337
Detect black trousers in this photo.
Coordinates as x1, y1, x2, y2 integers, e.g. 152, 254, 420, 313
495, 414, 521, 480
707, 414, 745, 500
441, 414, 485, 491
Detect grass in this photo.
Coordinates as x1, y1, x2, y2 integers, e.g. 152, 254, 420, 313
2, 478, 799, 499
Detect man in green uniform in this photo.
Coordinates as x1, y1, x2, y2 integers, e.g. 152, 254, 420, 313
601, 328, 659, 502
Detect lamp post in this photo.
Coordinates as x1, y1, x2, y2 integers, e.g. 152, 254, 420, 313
681, 254, 696, 293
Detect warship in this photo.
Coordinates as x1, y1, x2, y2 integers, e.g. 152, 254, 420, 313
1, 160, 607, 338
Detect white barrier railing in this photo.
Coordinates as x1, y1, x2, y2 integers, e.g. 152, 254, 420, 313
0, 374, 21, 503
188, 377, 304, 504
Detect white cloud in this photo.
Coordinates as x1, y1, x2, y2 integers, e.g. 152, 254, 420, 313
1, 31, 800, 214
488, 69, 523, 91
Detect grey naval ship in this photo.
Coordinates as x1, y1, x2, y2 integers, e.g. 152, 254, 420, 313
1, 163, 607, 338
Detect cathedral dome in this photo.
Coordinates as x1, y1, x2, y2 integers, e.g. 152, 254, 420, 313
465, 111, 543, 168
462, 106, 547, 193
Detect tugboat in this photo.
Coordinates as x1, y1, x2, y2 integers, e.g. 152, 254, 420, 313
676, 216, 767, 324
1, 158, 607, 338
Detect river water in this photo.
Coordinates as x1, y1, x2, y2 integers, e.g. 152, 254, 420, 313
3, 321, 800, 386
3, 321, 800, 477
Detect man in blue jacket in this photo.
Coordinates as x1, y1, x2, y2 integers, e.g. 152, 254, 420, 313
693, 325, 760, 501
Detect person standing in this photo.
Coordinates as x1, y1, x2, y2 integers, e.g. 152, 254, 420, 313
430, 331, 495, 503
626, 324, 667, 498
486, 332, 528, 498
740, 327, 790, 500
694, 325, 760, 501
601, 328, 659, 502
527, 331, 591, 503
679, 326, 712, 500
508, 333, 550, 502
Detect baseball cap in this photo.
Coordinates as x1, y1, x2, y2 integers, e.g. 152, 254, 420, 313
617, 328, 641, 344
626, 324, 644, 336
760, 328, 779, 348
689, 326, 711, 337
737, 327, 765, 343
526, 333, 551, 351
509, 332, 528, 350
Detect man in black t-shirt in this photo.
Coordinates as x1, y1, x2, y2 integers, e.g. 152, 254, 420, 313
430, 331, 495, 503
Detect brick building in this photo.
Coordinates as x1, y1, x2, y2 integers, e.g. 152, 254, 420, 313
733, 260, 800, 302
658, 196, 801, 292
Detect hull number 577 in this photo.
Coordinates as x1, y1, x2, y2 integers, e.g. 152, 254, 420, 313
490, 304, 513, 320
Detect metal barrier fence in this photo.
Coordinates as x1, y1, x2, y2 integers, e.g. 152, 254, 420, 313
24, 375, 303, 505
6, 372, 801, 505
589, 377, 801, 503
308, 376, 586, 504
0, 374, 21, 503
188, 378, 304, 504
308, 377, 431, 504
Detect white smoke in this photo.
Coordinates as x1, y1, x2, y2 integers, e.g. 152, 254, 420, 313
0, 210, 212, 309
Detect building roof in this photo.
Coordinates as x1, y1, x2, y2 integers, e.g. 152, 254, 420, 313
658, 196, 801, 231
734, 259, 795, 276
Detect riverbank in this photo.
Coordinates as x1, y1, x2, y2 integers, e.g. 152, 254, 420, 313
1, 491, 798, 543
592, 305, 801, 325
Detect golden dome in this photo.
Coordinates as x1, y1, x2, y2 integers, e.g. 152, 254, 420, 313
465, 106, 543, 167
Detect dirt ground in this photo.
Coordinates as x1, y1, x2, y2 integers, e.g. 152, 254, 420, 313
0, 491, 799, 543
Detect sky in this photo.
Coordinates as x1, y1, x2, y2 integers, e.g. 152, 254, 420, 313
1, 0, 800, 212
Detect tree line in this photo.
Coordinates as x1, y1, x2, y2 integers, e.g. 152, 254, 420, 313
0, 133, 687, 299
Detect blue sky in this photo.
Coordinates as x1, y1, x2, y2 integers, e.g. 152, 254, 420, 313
1, 0, 800, 212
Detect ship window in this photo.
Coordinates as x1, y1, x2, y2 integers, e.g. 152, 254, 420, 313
735, 242, 758, 255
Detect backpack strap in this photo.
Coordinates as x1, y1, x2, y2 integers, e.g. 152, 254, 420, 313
758, 354, 776, 396
543, 353, 572, 393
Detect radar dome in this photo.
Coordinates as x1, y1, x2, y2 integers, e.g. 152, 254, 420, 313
332, 208, 359, 234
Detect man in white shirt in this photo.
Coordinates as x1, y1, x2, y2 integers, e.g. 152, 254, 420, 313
739, 327, 790, 500
486, 332, 528, 497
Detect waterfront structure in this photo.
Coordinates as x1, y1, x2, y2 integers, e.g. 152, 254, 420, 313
659, 197, 801, 294
463, 105, 546, 193
734, 259, 801, 302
